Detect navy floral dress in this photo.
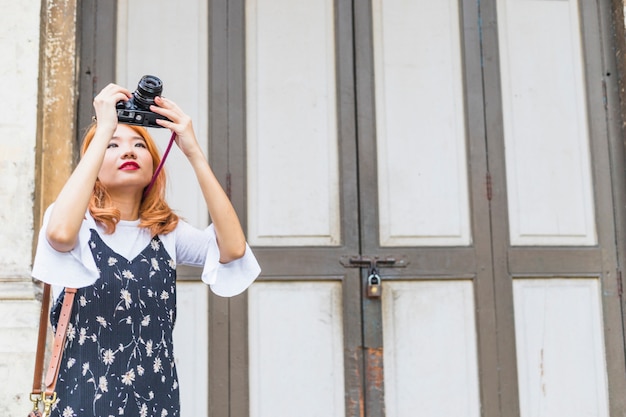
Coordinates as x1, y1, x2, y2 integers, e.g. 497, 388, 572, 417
50, 229, 180, 417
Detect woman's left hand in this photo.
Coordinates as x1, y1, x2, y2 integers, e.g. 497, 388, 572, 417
151, 96, 202, 158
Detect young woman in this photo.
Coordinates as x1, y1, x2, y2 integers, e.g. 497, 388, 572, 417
32, 83, 260, 417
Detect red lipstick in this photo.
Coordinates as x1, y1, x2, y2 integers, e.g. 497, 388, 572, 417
119, 161, 140, 170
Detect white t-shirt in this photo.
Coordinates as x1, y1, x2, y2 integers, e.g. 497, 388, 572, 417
32, 204, 261, 299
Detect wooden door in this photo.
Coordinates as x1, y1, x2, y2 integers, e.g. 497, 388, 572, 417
234, 0, 491, 415
234, 0, 626, 416
354, 0, 492, 415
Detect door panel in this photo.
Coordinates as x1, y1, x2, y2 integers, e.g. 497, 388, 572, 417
248, 281, 346, 417
382, 280, 481, 417
172, 282, 209, 417
245, 0, 341, 246
372, 0, 472, 247
497, 0, 596, 246
513, 278, 609, 416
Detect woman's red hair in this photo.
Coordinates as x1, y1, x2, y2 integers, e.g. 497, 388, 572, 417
81, 122, 179, 236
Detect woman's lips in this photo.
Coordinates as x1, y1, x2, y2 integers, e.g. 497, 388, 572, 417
119, 161, 140, 170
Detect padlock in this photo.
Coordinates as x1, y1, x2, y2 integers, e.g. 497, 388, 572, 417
367, 271, 382, 298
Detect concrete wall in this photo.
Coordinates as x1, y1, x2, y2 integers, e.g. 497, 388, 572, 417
0, 0, 42, 415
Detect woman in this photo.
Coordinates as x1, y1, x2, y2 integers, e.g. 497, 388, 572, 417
32, 83, 260, 417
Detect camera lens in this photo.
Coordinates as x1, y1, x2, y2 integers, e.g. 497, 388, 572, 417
132, 75, 163, 110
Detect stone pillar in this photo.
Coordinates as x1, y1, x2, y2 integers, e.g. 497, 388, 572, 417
0, 0, 78, 415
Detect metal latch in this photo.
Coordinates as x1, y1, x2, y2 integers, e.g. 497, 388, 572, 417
340, 255, 408, 298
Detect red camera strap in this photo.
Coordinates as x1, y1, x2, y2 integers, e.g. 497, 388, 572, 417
143, 131, 176, 198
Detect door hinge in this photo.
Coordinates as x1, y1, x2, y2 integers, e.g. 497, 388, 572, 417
486, 172, 492, 201
617, 269, 623, 298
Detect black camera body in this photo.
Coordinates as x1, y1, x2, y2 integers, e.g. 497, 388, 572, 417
116, 75, 169, 128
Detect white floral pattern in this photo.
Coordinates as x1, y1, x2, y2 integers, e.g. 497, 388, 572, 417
50, 230, 179, 416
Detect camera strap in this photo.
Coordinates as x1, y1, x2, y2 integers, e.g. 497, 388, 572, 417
143, 131, 177, 198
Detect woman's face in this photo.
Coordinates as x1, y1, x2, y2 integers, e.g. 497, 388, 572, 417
97, 124, 154, 192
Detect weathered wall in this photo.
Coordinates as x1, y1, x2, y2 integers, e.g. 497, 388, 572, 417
0, 0, 78, 415
0, 0, 43, 415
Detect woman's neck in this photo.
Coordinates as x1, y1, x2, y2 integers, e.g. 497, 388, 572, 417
109, 191, 142, 220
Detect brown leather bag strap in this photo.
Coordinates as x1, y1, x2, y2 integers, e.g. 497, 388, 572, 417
30, 285, 76, 398
44, 287, 76, 394
31, 284, 51, 395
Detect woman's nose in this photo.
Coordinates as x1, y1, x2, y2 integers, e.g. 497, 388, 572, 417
121, 147, 137, 159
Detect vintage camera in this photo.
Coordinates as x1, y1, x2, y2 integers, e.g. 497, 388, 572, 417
116, 75, 170, 128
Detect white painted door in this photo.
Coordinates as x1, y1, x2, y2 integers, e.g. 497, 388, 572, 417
243, 0, 625, 416
243, 0, 486, 415
491, 1, 611, 416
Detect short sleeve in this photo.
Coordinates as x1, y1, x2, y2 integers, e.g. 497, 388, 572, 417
173, 222, 261, 297
31, 204, 100, 289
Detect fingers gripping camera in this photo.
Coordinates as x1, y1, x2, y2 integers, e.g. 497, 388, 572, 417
116, 75, 171, 128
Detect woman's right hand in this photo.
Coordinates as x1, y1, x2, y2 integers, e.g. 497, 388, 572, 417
92, 83, 132, 133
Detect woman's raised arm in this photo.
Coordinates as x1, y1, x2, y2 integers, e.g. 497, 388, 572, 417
46, 84, 131, 252
151, 96, 247, 263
